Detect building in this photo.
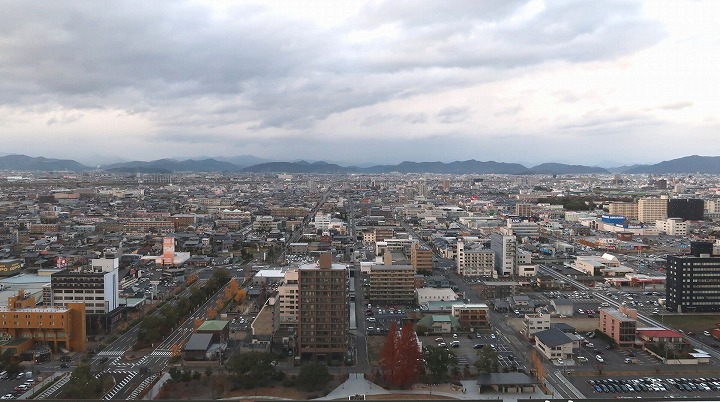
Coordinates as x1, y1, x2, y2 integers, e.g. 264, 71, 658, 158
411, 243, 433, 274
533, 328, 574, 360
456, 241, 494, 277
297, 254, 348, 361
507, 220, 538, 238
667, 198, 704, 221
416, 288, 457, 305
0, 296, 86, 355
636, 328, 685, 347
49, 258, 121, 334
608, 202, 638, 220
490, 232, 516, 277
275, 269, 298, 330
573, 254, 633, 277
451, 304, 489, 329
368, 254, 415, 304
655, 218, 688, 236
599, 308, 637, 347
666, 242, 720, 313
638, 197, 668, 224
522, 313, 550, 339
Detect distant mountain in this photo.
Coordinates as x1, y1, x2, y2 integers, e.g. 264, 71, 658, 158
104, 167, 173, 174
102, 158, 241, 173
529, 163, 608, 175
214, 155, 275, 168
243, 160, 353, 174
606, 164, 644, 174
365, 160, 530, 174
0, 154, 91, 172
624, 155, 720, 174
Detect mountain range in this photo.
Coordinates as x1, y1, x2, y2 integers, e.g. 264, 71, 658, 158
1, 154, 720, 175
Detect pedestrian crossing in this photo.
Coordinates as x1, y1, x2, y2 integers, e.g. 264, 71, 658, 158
36, 373, 71, 399
103, 371, 137, 400
97, 350, 125, 356
150, 349, 173, 356
128, 374, 159, 400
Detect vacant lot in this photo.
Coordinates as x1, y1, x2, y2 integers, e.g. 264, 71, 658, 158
657, 314, 719, 333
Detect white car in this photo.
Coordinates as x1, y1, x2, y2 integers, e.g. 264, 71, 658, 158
557, 358, 564, 365
596, 355, 604, 363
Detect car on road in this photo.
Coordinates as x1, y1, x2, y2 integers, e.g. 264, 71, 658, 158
577, 356, 588, 362
1, 394, 13, 400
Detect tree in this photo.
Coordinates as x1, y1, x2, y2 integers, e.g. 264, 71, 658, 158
62, 364, 104, 399
234, 288, 247, 303
394, 320, 423, 387
297, 363, 332, 391
529, 349, 545, 384
475, 345, 499, 373
380, 321, 398, 383
225, 351, 277, 387
424, 345, 457, 382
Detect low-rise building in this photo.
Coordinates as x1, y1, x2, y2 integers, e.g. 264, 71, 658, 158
523, 313, 550, 339
599, 308, 637, 347
534, 328, 574, 360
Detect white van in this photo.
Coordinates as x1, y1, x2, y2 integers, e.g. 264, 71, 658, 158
0, 371, 6, 379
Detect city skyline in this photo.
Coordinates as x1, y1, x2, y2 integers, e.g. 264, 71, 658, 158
1, 1, 719, 167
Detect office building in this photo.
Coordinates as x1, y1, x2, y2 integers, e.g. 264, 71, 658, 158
638, 197, 668, 224
655, 218, 688, 236
666, 242, 720, 313
297, 254, 348, 361
667, 198, 704, 221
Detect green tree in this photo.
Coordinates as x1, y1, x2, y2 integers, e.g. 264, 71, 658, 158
62, 364, 104, 399
297, 362, 332, 391
225, 351, 277, 387
423, 345, 457, 382
475, 345, 499, 373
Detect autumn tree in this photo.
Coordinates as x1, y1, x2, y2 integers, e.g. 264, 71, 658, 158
234, 288, 247, 303
379, 321, 398, 384
530, 349, 545, 384
394, 320, 423, 387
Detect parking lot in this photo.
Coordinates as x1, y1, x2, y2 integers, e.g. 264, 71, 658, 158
578, 376, 720, 398
418, 331, 525, 372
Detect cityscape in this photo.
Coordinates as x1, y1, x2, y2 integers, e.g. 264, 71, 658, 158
2, 1, 720, 401
0, 169, 714, 400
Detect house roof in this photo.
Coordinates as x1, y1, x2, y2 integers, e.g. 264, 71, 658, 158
534, 328, 573, 347
636, 328, 683, 338
184, 333, 214, 351
197, 320, 229, 332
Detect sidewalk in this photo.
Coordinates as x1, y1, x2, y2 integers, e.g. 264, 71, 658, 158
319, 373, 548, 401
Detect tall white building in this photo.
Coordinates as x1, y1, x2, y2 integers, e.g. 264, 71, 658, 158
490, 231, 516, 277
638, 197, 668, 223
655, 218, 688, 236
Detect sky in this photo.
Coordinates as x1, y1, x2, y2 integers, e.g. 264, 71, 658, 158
1, 0, 719, 167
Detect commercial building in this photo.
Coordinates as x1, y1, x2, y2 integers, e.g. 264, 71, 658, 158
522, 313, 550, 339
638, 197, 668, 224
666, 242, 720, 313
296, 254, 348, 361
599, 308, 637, 347
534, 328, 574, 360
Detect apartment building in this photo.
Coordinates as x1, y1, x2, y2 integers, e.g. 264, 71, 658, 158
456, 241, 494, 277
297, 254, 348, 361
451, 304, 490, 329
608, 202, 638, 220
368, 254, 415, 304
638, 197, 668, 224
276, 269, 299, 330
252, 216, 276, 232
490, 231, 516, 277
410, 243, 433, 274
599, 308, 637, 347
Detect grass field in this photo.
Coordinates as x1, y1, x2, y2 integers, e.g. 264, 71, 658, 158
653, 314, 719, 333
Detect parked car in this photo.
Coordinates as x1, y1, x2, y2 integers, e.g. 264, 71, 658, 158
596, 355, 604, 363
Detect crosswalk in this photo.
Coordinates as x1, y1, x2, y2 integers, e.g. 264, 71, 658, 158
128, 374, 159, 400
102, 372, 137, 400
97, 351, 125, 356
150, 349, 173, 356
35, 373, 71, 400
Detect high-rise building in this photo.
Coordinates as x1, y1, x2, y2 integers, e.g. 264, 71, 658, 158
666, 242, 720, 313
638, 197, 668, 223
368, 253, 415, 303
490, 231, 516, 277
297, 254, 348, 361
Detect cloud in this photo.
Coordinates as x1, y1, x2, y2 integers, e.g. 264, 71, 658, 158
437, 106, 469, 124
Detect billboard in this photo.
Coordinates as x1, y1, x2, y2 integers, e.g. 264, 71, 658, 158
0, 260, 21, 276
602, 214, 626, 225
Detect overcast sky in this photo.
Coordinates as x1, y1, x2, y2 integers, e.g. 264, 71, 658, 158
1, 0, 718, 167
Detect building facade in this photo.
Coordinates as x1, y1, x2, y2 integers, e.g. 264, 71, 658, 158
666, 243, 720, 313
456, 241, 494, 277
297, 254, 348, 361
638, 197, 668, 224
490, 232, 516, 277
599, 308, 637, 347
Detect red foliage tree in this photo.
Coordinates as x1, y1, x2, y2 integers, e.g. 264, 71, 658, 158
394, 320, 423, 387
379, 321, 399, 383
